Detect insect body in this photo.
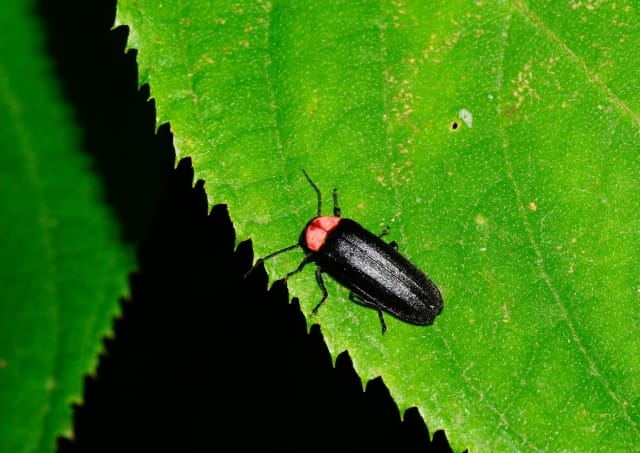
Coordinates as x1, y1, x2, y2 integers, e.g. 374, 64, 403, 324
258, 171, 443, 333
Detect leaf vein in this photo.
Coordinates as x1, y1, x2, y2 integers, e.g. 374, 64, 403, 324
497, 4, 640, 435
510, 0, 640, 129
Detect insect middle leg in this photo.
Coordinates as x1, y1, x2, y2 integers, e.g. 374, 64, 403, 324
378, 226, 390, 238
285, 254, 314, 280
311, 267, 329, 316
377, 227, 397, 251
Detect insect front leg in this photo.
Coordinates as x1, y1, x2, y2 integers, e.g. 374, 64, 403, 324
244, 243, 299, 279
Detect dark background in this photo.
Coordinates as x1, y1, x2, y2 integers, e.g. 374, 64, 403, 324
36, 1, 456, 451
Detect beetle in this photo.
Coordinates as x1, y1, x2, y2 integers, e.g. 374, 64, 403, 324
254, 170, 443, 333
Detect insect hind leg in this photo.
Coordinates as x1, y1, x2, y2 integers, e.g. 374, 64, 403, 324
349, 292, 388, 334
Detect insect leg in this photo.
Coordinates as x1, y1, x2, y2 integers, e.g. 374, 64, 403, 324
311, 267, 329, 316
377, 309, 387, 334
377, 227, 398, 252
349, 292, 388, 334
244, 243, 299, 279
285, 253, 314, 280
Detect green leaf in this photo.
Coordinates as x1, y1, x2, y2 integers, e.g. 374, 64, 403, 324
0, 2, 133, 452
116, 0, 640, 450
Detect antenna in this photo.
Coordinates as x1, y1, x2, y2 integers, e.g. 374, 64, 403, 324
302, 169, 322, 217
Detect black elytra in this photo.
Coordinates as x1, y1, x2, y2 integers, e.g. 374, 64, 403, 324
253, 170, 444, 333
